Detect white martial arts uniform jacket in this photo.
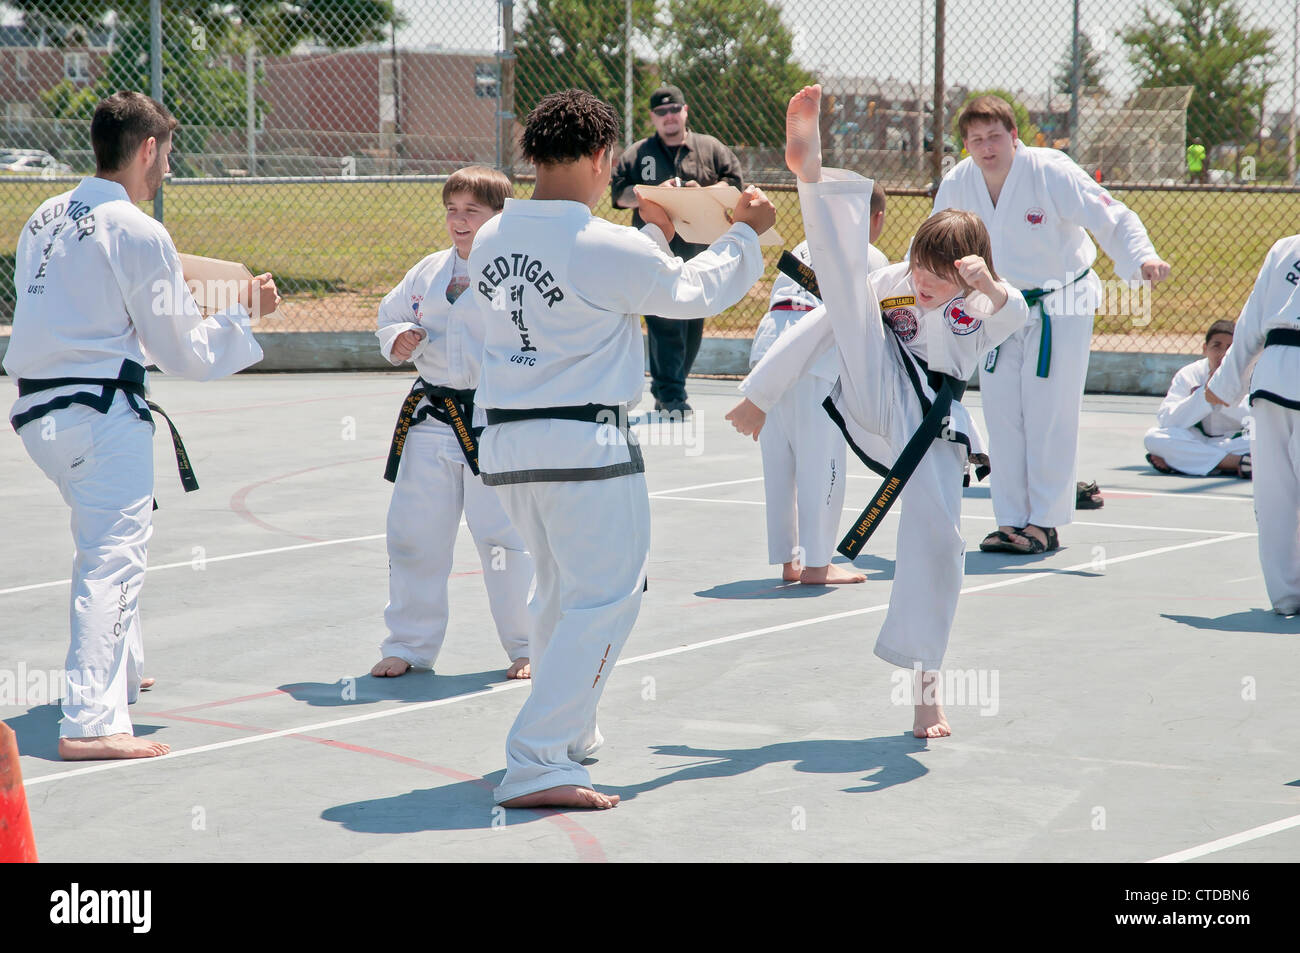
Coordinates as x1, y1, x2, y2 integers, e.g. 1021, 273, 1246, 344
1208, 235, 1300, 411
6, 176, 262, 426
933, 145, 1157, 314
749, 239, 888, 377
376, 247, 489, 427
460, 198, 763, 485
1155, 358, 1250, 436
743, 252, 1028, 476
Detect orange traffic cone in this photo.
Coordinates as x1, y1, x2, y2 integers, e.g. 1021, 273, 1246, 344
0, 722, 38, 862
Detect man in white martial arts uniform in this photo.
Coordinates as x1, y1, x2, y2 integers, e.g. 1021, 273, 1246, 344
1144, 320, 1251, 477
750, 182, 887, 585
1205, 234, 1300, 616
372, 166, 534, 681
728, 86, 1028, 737
932, 95, 1171, 555
5, 92, 276, 760
453, 89, 773, 809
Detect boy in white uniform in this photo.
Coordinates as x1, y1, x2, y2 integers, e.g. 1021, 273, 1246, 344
728, 86, 1029, 737
5, 92, 277, 760
750, 183, 887, 585
455, 89, 774, 809
1205, 234, 1300, 616
372, 166, 534, 681
1144, 320, 1251, 477
932, 96, 1172, 555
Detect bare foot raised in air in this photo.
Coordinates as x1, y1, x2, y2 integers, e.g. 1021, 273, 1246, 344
801, 563, 866, 585
500, 785, 620, 810
59, 734, 170, 760
506, 657, 531, 679
782, 560, 802, 583
139, 677, 155, 691
370, 656, 411, 677
913, 671, 952, 738
785, 84, 823, 183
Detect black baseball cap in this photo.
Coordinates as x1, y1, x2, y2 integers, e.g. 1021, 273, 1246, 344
649, 85, 685, 110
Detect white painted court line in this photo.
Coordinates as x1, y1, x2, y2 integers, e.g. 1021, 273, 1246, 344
652, 494, 1254, 538
648, 477, 763, 496
1147, 813, 1300, 863
845, 474, 1255, 504
0, 534, 387, 597
23, 530, 1253, 790
3, 475, 769, 598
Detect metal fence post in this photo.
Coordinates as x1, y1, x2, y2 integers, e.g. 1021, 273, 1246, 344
498, 0, 516, 180
150, 0, 163, 221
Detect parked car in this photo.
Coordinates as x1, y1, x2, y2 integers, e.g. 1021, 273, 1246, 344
0, 149, 73, 175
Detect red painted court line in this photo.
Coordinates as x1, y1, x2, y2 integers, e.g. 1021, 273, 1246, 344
229, 455, 385, 541
148, 709, 607, 862
149, 689, 288, 716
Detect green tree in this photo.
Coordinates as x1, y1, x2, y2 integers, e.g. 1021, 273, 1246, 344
657, 0, 814, 148
1121, 0, 1273, 148
1053, 32, 1107, 98
515, 0, 659, 129
951, 89, 1042, 147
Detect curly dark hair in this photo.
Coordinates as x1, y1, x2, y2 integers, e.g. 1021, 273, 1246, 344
520, 89, 621, 165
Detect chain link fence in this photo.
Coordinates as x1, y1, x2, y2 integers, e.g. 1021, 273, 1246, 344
0, 0, 1297, 355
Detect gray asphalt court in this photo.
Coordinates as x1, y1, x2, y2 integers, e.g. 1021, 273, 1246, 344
4, 373, 1297, 863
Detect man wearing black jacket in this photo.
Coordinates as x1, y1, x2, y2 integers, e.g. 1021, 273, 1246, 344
612, 84, 744, 415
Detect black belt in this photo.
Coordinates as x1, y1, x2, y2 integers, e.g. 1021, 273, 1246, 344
1265, 328, 1300, 348
13, 359, 198, 496
837, 342, 968, 559
775, 251, 976, 557
485, 404, 625, 426
383, 379, 480, 481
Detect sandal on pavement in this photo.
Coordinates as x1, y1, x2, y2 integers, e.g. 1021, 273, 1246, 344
1075, 479, 1104, 509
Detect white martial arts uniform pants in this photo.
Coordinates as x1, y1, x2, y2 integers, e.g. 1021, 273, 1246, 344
490, 472, 650, 802
19, 393, 152, 738
759, 375, 847, 567
382, 418, 532, 668
1143, 427, 1250, 476
979, 309, 1093, 529
871, 439, 967, 671
1250, 400, 1300, 614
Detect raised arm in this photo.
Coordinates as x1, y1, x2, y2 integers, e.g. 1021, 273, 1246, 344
1052, 155, 1165, 282
1208, 241, 1280, 405
579, 188, 774, 320
117, 227, 265, 380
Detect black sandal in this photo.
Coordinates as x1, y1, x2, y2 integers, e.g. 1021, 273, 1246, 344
980, 529, 1035, 554
1016, 525, 1059, 554
1075, 479, 1105, 509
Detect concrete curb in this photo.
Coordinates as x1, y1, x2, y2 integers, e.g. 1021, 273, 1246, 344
0, 332, 1195, 396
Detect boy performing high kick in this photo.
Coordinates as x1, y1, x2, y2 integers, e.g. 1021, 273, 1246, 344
456, 89, 774, 809
728, 86, 1029, 737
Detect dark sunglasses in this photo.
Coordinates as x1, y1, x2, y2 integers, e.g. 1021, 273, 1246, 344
652, 104, 684, 116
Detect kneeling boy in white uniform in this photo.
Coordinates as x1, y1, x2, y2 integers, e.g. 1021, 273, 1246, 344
1144, 320, 1251, 477
1206, 234, 1300, 616
5, 92, 276, 760
454, 89, 774, 809
728, 85, 1028, 737
750, 183, 887, 585
372, 166, 534, 680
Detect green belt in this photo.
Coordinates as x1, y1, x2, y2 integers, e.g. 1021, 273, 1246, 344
985, 269, 1092, 378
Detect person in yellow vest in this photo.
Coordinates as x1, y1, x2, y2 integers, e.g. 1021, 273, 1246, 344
1187, 139, 1206, 184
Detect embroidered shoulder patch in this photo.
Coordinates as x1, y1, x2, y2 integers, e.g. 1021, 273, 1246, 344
945, 297, 982, 335
879, 295, 916, 309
